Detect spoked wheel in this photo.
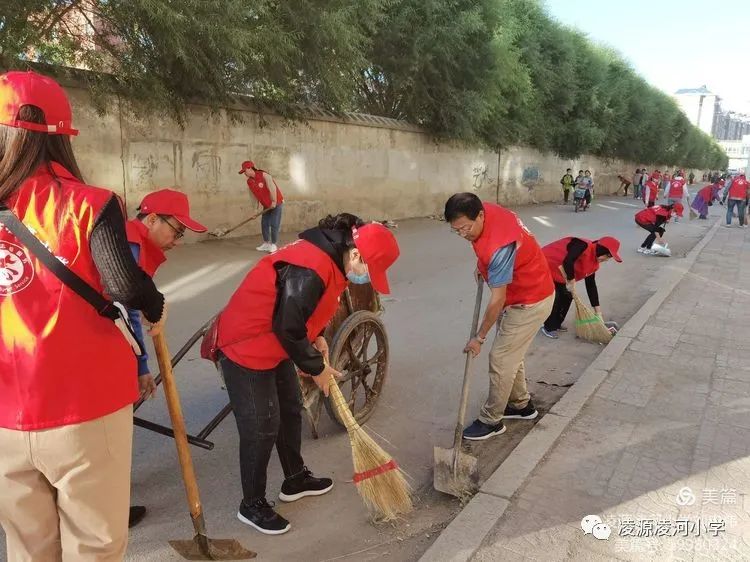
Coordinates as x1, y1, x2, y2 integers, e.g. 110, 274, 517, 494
325, 310, 389, 427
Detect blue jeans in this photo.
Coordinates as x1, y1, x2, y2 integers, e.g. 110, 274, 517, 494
727, 199, 746, 226
261, 203, 283, 244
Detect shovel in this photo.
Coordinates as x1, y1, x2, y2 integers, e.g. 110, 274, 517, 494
433, 276, 483, 497
209, 211, 262, 238
152, 332, 256, 560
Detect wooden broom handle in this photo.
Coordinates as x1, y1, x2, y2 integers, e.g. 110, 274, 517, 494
152, 332, 204, 525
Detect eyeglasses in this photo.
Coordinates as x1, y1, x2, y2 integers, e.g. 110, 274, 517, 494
450, 223, 474, 235
159, 216, 185, 239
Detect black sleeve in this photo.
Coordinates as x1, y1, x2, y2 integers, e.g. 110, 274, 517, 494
562, 238, 588, 281
272, 264, 326, 376
585, 273, 600, 308
654, 216, 668, 228
89, 196, 164, 323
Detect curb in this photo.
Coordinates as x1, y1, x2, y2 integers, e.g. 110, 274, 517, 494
419, 219, 722, 562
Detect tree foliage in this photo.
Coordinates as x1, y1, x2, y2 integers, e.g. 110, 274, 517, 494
0, 0, 728, 169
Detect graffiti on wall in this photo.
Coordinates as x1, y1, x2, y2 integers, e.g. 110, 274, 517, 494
472, 163, 496, 190
191, 148, 222, 192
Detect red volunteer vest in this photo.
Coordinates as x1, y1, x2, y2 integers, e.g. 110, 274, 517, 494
126, 219, 166, 277
643, 179, 659, 203
698, 185, 716, 202
246, 170, 284, 209
217, 239, 347, 370
0, 163, 138, 430
635, 205, 670, 226
728, 178, 749, 199
472, 203, 553, 306
668, 178, 686, 199
542, 237, 599, 284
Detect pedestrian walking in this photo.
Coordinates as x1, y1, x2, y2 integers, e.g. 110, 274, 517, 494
724, 172, 749, 227
666, 171, 688, 222
0, 71, 166, 561
540, 236, 622, 338
239, 160, 284, 253
213, 214, 399, 534
635, 203, 683, 255
444, 193, 554, 441
124, 188, 206, 527
691, 182, 722, 219
560, 168, 574, 204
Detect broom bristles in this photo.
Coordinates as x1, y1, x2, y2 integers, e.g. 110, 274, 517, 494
328, 375, 413, 521
573, 292, 613, 344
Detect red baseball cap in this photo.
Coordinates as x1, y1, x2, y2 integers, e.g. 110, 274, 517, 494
596, 236, 622, 262
0, 71, 78, 135
673, 202, 684, 217
352, 223, 400, 294
138, 189, 207, 232
238, 160, 255, 174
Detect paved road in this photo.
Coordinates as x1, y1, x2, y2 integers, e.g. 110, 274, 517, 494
0, 192, 716, 561
472, 222, 750, 561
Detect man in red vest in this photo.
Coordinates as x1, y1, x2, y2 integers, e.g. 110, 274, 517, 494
642, 171, 661, 208
724, 173, 749, 227
444, 193, 554, 441
125, 188, 206, 527
667, 171, 688, 222
541, 237, 622, 338
239, 160, 284, 252
215, 214, 399, 534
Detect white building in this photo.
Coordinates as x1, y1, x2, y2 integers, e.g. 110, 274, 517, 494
718, 134, 750, 173
673, 86, 720, 136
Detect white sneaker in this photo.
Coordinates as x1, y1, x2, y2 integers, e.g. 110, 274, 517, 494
268, 244, 278, 253
642, 248, 655, 255
637, 247, 645, 253
256, 242, 270, 252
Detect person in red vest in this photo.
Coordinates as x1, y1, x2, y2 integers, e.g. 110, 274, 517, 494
642, 171, 661, 208
541, 237, 622, 338
214, 213, 399, 534
724, 173, 749, 227
635, 203, 683, 255
691, 181, 722, 219
239, 160, 284, 253
666, 171, 688, 222
444, 193, 554, 441
124, 188, 206, 527
0, 71, 165, 560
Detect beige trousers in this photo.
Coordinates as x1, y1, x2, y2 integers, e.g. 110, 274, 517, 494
479, 293, 554, 425
0, 405, 133, 562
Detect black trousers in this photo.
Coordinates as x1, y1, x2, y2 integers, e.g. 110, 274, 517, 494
637, 221, 665, 248
563, 188, 570, 203
544, 283, 573, 331
220, 355, 305, 503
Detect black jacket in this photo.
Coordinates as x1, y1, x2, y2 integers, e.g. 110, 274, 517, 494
271, 228, 348, 375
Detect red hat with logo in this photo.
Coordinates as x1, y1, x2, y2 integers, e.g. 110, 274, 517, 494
238, 160, 255, 174
673, 202, 684, 217
0, 71, 78, 135
352, 223, 400, 294
596, 236, 622, 263
138, 189, 207, 232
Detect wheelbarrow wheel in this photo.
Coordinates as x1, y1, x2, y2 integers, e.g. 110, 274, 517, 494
324, 310, 389, 427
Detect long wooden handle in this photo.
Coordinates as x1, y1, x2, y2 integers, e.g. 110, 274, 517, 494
152, 332, 205, 530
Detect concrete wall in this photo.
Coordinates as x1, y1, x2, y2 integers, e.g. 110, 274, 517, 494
64, 84, 637, 241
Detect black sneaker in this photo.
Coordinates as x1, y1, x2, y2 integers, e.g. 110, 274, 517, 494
503, 400, 539, 420
462, 419, 506, 441
279, 467, 333, 503
128, 505, 147, 528
237, 498, 290, 535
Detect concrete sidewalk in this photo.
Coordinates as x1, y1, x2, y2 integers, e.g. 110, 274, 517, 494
424, 222, 750, 561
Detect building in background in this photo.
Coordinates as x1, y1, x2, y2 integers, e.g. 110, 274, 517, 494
718, 134, 750, 173
714, 111, 750, 141
674, 86, 720, 136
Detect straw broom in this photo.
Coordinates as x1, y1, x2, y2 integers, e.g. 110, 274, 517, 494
572, 287, 613, 344
327, 373, 413, 521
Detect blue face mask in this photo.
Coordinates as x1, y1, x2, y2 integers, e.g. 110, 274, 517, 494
347, 271, 371, 285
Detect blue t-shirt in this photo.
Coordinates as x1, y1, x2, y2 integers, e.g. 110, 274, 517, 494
128, 243, 150, 377
487, 242, 516, 288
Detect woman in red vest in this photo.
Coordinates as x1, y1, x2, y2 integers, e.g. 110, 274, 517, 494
125, 188, 206, 528
642, 171, 661, 208
215, 213, 399, 535
239, 160, 284, 253
0, 71, 165, 560
667, 172, 688, 222
541, 236, 622, 338
635, 203, 683, 255
444, 193, 554, 441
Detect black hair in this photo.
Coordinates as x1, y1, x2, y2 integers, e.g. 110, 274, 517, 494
578, 170, 584, 174
136, 212, 148, 220
444, 192, 483, 222
566, 168, 571, 172
318, 213, 365, 248
595, 244, 611, 258
585, 169, 591, 174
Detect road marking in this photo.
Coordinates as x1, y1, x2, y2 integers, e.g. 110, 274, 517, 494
608, 200, 640, 208
596, 204, 619, 210
532, 216, 554, 227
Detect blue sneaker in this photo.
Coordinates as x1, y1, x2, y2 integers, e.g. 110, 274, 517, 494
462, 419, 506, 441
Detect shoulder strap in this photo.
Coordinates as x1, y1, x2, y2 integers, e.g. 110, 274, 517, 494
0, 206, 117, 320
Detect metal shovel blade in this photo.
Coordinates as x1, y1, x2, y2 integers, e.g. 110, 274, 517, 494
169, 535, 256, 560
433, 445, 479, 498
